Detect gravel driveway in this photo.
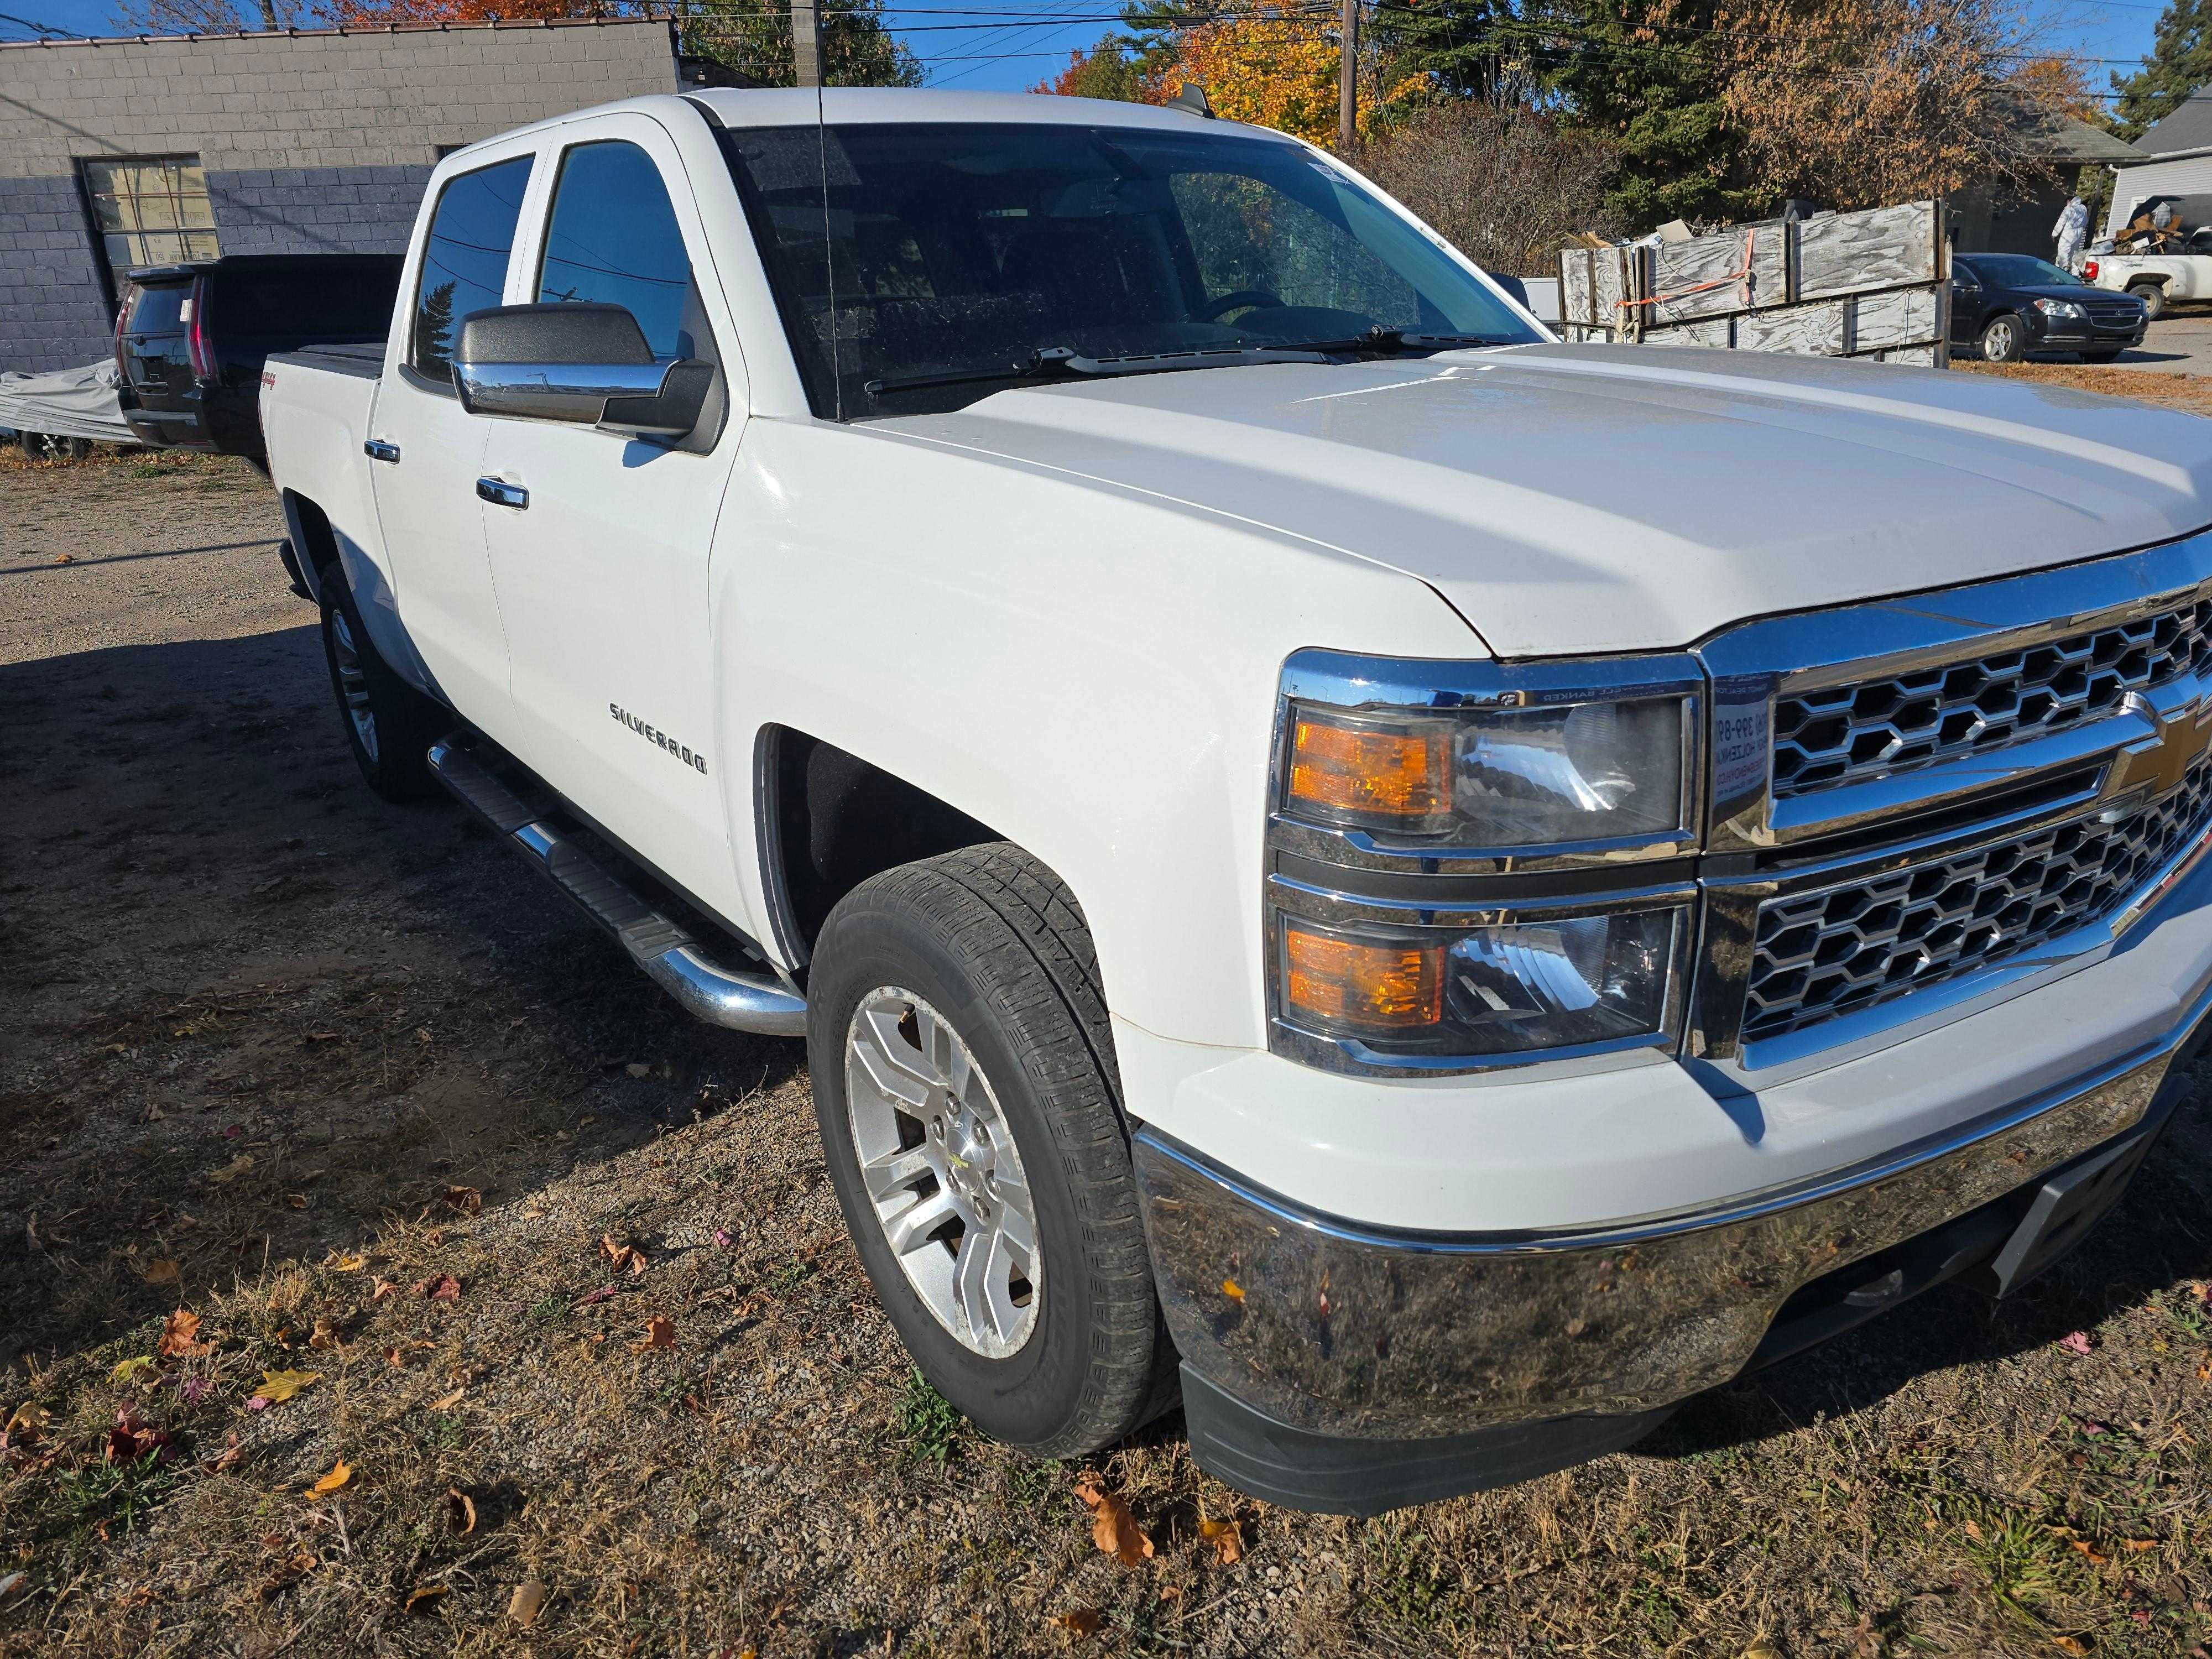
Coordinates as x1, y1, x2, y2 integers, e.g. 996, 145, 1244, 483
5, 446, 2212, 1658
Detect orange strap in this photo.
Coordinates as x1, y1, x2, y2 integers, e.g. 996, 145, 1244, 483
1611, 228, 1759, 315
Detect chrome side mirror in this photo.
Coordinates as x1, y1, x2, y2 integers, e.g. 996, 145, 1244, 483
453, 302, 712, 440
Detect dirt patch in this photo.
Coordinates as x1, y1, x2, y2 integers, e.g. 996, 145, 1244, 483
4, 449, 2212, 1658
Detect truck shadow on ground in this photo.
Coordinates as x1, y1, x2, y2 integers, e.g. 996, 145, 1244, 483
0, 624, 806, 1376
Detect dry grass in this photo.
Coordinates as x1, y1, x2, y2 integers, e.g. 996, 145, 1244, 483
6, 418, 2212, 1658
1954, 359, 2212, 415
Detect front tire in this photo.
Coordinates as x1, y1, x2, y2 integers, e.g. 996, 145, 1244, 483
1979, 314, 2026, 363
318, 567, 442, 802
808, 844, 1173, 1457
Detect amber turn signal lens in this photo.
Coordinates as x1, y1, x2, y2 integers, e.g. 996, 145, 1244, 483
1282, 924, 1444, 1033
1286, 713, 1452, 828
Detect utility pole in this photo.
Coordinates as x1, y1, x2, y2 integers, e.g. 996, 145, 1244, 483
792, 0, 822, 88
1337, 0, 1357, 152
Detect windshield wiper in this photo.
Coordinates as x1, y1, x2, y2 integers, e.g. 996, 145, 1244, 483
1266, 327, 1514, 356
864, 342, 1334, 399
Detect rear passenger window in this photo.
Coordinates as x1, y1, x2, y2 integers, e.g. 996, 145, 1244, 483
126, 281, 191, 338
411, 155, 533, 382
538, 142, 696, 360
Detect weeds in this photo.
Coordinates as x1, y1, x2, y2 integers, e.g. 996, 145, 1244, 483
896, 1368, 966, 1464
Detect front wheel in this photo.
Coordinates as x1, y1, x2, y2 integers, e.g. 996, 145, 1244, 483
318, 568, 444, 802
1979, 314, 2026, 363
808, 844, 1173, 1457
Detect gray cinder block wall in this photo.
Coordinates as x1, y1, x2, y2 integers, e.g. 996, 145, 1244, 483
0, 17, 678, 373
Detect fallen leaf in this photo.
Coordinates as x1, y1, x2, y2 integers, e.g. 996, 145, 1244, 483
256, 1369, 320, 1405
1074, 1482, 1154, 1568
1048, 1609, 1104, 1635
573, 1284, 618, 1309
284, 1194, 309, 1211
712, 1228, 735, 1249
441, 1185, 483, 1217
601, 1234, 647, 1276
180, 1375, 211, 1405
208, 1433, 245, 1472
310, 1458, 352, 1495
2052, 1637, 2089, 1656
509, 1577, 547, 1626
0, 1571, 24, 1598
414, 1027, 432, 1044
1198, 1514, 1243, 1565
1739, 1645, 1783, 1659
52, 552, 72, 564
415, 1274, 461, 1301
334, 1254, 367, 1272
158, 1310, 211, 1359
109, 1356, 155, 1384
2058, 1330, 2093, 1356
2067, 1538, 2109, 1565
372, 1278, 397, 1300
632, 1316, 676, 1352
405, 1583, 447, 1613
139, 1258, 182, 1288
207, 1152, 255, 1185
625, 1061, 651, 1078
1963, 1520, 1986, 1542
1220, 1278, 1245, 1302
445, 1487, 476, 1535
429, 1386, 466, 1411
383, 1347, 405, 1369
308, 1318, 337, 1350
2122, 1538, 2160, 1553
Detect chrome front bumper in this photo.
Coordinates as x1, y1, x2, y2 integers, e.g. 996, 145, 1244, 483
1135, 980, 2208, 1457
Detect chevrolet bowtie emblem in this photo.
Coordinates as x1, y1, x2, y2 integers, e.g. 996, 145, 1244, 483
2108, 691, 2212, 805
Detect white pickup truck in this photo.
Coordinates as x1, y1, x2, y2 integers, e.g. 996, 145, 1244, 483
262, 86, 2212, 1515
2085, 247, 2212, 318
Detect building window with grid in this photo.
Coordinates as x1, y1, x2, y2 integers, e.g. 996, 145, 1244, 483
80, 156, 221, 281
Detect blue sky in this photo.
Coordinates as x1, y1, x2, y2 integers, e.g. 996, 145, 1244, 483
0, 0, 2176, 97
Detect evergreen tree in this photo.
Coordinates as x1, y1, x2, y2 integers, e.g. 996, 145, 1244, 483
1531, 0, 1756, 227
2110, 0, 2212, 139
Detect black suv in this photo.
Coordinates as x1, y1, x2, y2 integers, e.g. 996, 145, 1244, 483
1949, 253, 2147, 364
114, 254, 401, 459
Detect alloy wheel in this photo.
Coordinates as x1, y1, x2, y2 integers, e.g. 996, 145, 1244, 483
844, 986, 1040, 1358
328, 608, 380, 763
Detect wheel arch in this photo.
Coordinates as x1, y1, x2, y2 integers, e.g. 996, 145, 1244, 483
754, 724, 1019, 979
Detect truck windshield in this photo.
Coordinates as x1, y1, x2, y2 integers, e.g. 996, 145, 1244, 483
718, 121, 1541, 418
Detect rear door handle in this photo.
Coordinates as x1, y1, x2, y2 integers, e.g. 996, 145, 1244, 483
363, 439, 400, 463
476, 477, 528, 509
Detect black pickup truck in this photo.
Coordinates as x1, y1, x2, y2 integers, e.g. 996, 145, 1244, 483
115, 253, 401, 460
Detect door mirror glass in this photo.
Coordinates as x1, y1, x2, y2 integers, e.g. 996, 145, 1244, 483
452, 301, 712, 439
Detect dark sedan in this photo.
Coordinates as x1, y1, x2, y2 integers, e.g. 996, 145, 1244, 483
1949, 253, 2147, 363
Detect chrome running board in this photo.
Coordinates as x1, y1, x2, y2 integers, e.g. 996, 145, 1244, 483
427, 737, 807, 1038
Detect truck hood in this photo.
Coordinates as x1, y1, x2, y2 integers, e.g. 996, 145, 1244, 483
880, 342, 2212, 657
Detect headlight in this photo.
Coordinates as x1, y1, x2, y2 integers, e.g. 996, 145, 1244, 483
2034, 298, 2086, 320
1270, 651, 1702, 1072
1279, 662, 1698, 857
1277, 906, 1689, 1062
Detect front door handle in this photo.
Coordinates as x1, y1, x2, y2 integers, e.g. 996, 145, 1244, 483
476, 477, 528, 509
363, 439, 400, 463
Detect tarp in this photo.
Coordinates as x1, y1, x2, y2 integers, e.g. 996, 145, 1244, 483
0, 359, 143, 447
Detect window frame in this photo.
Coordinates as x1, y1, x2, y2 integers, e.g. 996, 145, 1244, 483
77, 154, 220, 304
401, 152, 538, 396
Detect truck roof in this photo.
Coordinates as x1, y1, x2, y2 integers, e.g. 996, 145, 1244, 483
438, 87, 1296, 168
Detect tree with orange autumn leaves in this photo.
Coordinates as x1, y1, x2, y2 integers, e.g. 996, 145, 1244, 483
1044, 0, 2110, 234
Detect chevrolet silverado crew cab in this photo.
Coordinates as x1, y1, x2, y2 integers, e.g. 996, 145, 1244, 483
261, 87, 2212, 1516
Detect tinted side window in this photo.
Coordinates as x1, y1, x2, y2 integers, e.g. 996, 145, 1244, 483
412, 156, 533, 380
538, 141, 693, 359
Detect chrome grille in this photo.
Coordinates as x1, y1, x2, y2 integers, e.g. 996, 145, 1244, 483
1770, 595, 2212, 797
1743, 761, 2212, 1041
